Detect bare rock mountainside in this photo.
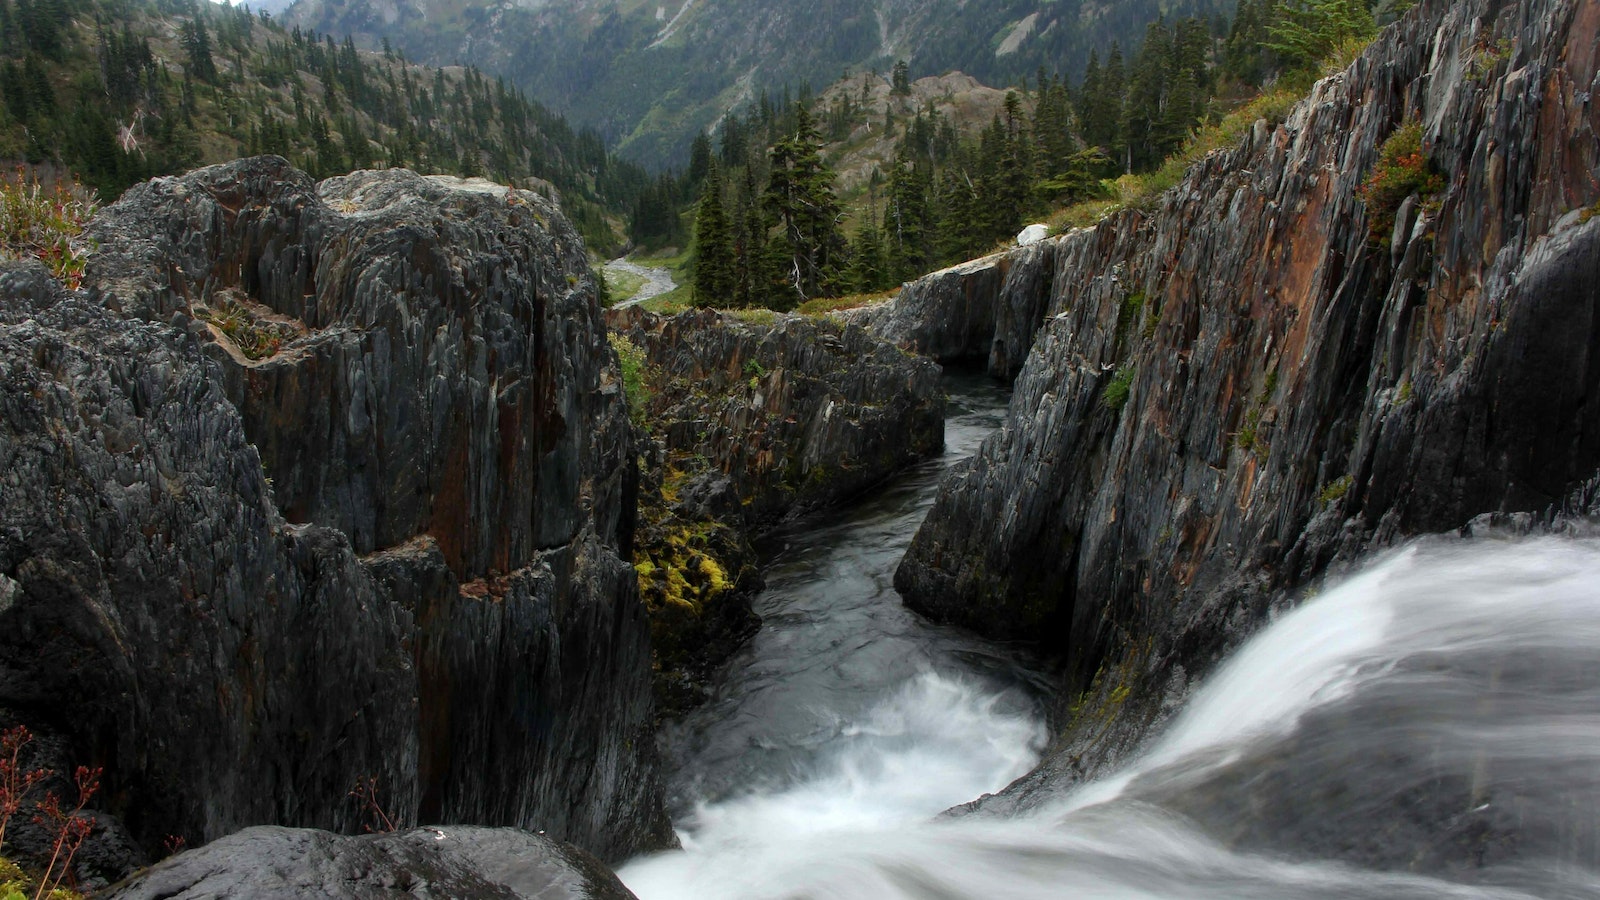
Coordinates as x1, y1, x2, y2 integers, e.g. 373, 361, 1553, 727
0, 158, 671, 880
887, 0, 1600, 802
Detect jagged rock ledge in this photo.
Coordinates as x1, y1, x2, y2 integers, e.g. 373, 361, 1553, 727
845, 239, 1056, 380
608, 306, 945, 710
0, 157, 672, 886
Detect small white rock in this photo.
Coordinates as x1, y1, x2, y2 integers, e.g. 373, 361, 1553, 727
1016, 223, 1049, 246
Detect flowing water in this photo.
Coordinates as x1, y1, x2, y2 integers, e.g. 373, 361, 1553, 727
619, 373, 1600, 899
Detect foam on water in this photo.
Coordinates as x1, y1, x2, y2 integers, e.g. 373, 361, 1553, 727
621, 376, 1600, 900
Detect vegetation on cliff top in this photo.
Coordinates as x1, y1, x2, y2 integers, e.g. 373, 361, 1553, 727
0, 168, 97, 288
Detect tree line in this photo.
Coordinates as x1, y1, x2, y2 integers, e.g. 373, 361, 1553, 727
679, 0, 1396, 310
0, 0, 653, 252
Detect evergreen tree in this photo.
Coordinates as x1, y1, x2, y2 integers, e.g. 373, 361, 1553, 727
846, 204, 888, 293
733, 165, 767, 308
891, 59, 911, 96
692, 160, 735, 307
180, 15, 216, 83
1267, 0, 1377, 72
762, 104, 841, 306
883, 147, 932, 280
687, 132, 713, 189
1121, 20, 1170, 172
1224, 0, 1275, 84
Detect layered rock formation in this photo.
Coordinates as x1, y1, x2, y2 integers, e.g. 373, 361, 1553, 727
852, 240, 1055, 380
108, 826, 636, 899
608, 307, 944, 709
0, 158, 670, 870
897, 0, 1600, 791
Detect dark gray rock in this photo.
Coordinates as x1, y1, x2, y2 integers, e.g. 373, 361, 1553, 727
108, 826, 637, 899
1, 158, 672, 868
853, 238, 1056, 379
0, 262, 417, 859
613, 308, 945, 528
899, 0, 1600, 815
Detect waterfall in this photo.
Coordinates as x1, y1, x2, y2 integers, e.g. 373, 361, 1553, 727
625, 538, 1600, 898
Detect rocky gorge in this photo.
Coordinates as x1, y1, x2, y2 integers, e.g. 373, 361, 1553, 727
1, 0, 1598, 891
606, 306, 944, 711
875, 0, 1600, 866
0, 156, 950, 893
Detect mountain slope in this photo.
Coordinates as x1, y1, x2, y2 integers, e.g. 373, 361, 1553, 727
283, 0, 1235, 166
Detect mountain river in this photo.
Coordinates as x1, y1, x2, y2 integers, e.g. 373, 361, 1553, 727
619, 371, 1600, 899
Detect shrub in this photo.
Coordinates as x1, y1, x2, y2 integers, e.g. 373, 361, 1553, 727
611, 334, 652, 428
0, 726, 95, 900
1101, 366, 1136, 411
198, 300, 286, 360
1359, 122, 1444, 247
0, 169, 99, 290
1318, 474, 1354, 505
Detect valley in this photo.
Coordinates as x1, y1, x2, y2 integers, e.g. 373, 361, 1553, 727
0, 0, 1598, 896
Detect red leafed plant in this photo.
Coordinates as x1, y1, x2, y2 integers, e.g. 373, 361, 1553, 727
1359, 122, 1446, 248
1, 726, 103, 899
0, 726, 50, 852
0, 168, 99, 290
347, 776, 397, 834
28, 766, 100, 899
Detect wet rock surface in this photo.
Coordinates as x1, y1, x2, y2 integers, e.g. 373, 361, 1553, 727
0, 157, 672, 876
608, 306, 945, 710
107, 825, 638, 900
898, 0, 1600, 854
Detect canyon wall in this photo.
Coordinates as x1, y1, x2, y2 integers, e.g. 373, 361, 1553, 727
894, 0, 1600, 785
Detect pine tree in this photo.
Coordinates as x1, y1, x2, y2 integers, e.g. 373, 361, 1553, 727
732, 166, 767, 308
687, 132, 712, 189
846, 204, 888, 293
883, 147, 932, 280
1121, 20, 1170, 173
181, 16, 217, 84
1267, 0, 1377, 72
692, 160, 735, 307
891, 59, 911, 96
761, 104, 841, 306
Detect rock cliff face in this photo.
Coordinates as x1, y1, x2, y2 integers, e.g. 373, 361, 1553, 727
856, 240, 1055, 380
896, 0, 1600, 782
0, 158, 670, 866
608, 307, 944, 709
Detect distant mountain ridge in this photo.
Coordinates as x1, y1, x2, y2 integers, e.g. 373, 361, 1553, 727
283, 0, 1235, 166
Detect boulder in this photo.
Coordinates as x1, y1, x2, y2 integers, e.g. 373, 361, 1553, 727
108, 826, 637, 900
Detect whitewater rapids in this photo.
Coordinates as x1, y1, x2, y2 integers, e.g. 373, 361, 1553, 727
621, 376, 1600, 899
